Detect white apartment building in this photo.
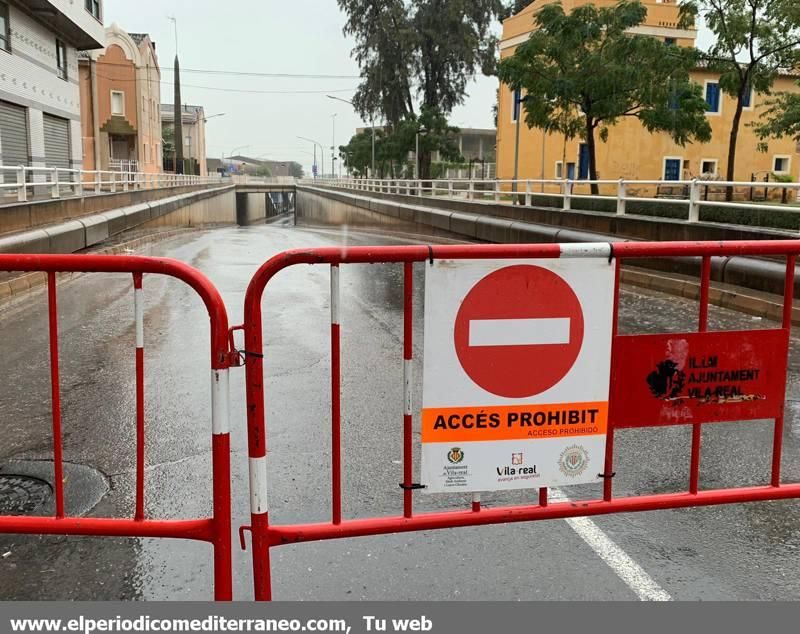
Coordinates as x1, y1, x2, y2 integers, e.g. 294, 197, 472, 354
0, 1, 104, 182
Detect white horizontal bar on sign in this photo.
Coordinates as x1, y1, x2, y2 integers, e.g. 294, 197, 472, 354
469, 318, 570, 347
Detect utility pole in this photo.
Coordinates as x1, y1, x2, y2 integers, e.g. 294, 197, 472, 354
512, 91, 529, 203
331, 114, 337, 178
169, 17, 184, 175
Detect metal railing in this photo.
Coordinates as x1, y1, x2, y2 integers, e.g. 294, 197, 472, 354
0, 165, 224, 203
110, 159, 139, 173
230, 175, 298, 186
304, 177, 800, 226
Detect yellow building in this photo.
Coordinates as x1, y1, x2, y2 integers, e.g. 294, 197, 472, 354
497, 0, 800, 189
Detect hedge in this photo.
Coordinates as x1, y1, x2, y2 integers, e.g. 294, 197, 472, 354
524, 193, 799, 231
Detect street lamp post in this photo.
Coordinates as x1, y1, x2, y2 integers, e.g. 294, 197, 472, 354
415, 127, 428, 180
298, 136, 324, 178
203, 113, 226, 123
512, 91, 530, 202
331, 114, 337, 178
223, 145, 250, 174
327, 94, 376, 177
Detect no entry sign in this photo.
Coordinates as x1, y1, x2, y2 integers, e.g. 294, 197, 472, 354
454, 264, 585, 398
421, 251, 615, 494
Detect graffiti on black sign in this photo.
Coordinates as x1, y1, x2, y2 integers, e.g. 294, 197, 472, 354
646, 340, 764, 405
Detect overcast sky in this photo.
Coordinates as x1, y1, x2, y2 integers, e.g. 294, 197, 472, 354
104, 1, 712, 175
103, 0, 498, 174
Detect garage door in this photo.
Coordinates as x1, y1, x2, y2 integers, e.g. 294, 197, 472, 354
44, 114, 71, 179
0, 100, 29, 183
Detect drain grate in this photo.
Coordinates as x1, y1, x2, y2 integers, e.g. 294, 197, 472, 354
0, 475, 51, 516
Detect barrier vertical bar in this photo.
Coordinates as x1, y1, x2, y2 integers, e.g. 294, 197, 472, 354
539, 488, 548, 507
331, 264, 342, 526
133, 273, 145, 521
211, 365, 233, 601
47, 272, 65, 519
689, 255, 712, 495
472, 493, 481, 513
403, 261, 414, 518
603, 257, 621, 502
772, 255, 796, 486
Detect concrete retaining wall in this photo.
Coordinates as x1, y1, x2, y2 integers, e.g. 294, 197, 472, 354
236, 192, 269, 225
0, 184, 223, 236
311, 186, 799, 243
296, 185, 800, 297
0, 186, 235, 254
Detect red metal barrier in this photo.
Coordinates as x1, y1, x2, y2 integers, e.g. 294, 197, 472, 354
0, 254, 234, 600
240, 240, 800, 600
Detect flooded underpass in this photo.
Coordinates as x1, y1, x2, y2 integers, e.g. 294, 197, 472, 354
0, 209, 798, 600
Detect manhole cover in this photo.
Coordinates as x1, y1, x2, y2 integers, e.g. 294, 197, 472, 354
0, 475, 51, 515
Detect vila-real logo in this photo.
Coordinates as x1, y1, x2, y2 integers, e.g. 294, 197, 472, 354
558, 445, 589, 477
447, 447, 465, 464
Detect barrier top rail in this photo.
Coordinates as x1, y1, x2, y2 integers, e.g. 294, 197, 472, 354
240, 239, 800, 600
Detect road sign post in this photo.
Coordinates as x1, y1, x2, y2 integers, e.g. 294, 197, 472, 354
421, 256, 615, 493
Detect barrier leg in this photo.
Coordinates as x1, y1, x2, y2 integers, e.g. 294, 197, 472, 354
211, 368, 233, 601
331, 265, 342, 525
134, 273, 145, 521
403, 262, 414, 518
47, 273, 66, 518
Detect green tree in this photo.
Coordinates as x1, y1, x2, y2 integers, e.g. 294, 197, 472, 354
339, 129, 383, 177
339, 0, 506, 178
499, 0, 711, 194
679, 0, 800, 196
340, 109, 463, 178
753, 89, 800, 144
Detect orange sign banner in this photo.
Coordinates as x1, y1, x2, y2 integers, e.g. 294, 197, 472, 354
421, 402, 608, 443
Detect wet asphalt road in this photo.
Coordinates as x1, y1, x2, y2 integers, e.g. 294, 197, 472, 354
0, 214, 799, 600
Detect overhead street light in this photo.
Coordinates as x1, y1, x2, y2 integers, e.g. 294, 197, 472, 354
298, 136, 325, 178
203, 113, 226, 123
327, 94, 376, 177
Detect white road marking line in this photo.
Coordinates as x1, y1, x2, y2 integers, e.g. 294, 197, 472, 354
550, 488, 672, 601
468, 318, 570, 347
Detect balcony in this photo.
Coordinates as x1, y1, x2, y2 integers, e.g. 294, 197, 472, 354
25, 0, 105, 50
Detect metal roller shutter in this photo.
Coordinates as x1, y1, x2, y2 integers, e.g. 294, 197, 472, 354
43, 114, 71, 179
0, 100, 29, 183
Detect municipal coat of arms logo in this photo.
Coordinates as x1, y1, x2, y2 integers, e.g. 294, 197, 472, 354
447, 447, 465, 464
558, 445, 589, 477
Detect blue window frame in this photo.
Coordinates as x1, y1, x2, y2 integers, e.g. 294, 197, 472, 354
665, 37, 676, 46
742, 86, 752, 108
512, 88, 521, 122
664, 158, 681, 181
705, 82, 720, 113
578, 143, 590, 180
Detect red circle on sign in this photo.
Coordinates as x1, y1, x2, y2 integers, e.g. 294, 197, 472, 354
454, 265, 584, 398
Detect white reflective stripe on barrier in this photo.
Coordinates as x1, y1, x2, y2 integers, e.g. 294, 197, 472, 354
330, 265, 340, 326
211, 369, 230, 435
559, 243, 613, 259
404, 359, 412, 417
249, 456, 269, 514
134, 288, 144, 348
